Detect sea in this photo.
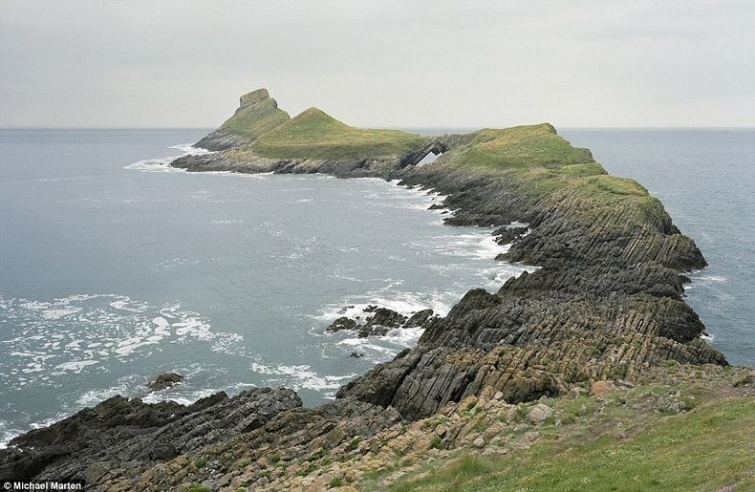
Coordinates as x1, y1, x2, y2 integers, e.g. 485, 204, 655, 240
0, 128, 752, 446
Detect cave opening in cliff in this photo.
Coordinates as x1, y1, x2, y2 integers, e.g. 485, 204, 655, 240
417, 150, 442, 166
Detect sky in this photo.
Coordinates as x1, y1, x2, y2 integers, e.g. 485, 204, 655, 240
1, 0, 753, 129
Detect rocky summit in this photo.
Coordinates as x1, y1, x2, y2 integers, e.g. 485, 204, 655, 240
194, 89, 290, 151
3, 89, 747, 491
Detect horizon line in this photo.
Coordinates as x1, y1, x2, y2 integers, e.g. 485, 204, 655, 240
1, 125, 754, 131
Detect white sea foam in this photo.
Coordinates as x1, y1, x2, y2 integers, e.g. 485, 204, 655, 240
335, 325, 425, 362
0, 411, 72, 449
124, 142, 213, 173
684, 274, 728, 292
169, 143, 212, 155
53, 360, 99, 373
124, 156, 185, 173
0, 294, 242, 390
250, 361, 357, 398
316, 288, 457, 322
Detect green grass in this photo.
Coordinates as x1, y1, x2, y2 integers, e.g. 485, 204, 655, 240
221, 107, 290, 140
216, 92, 290, 143
451, 124, 595, 170
387, 396, 755, 491
437, 123, 663, 228
251, 107, 425, 160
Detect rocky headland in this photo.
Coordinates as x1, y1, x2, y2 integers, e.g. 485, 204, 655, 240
3, 89, 751, 491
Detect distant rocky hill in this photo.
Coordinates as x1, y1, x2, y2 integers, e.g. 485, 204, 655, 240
194, 89, 290, 150
1, 89, 738, 491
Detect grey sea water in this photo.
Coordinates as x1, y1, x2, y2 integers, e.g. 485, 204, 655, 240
561, 128, 755, 367
0, 129, 532, 445
0, 128, 752, 446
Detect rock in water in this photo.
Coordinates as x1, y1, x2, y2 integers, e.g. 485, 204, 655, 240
358, 308, 407, 337
404, 309, 435, 328
147, 372, 183, 392
325, 316, 358, 333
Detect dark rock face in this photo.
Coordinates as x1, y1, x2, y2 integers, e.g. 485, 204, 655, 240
0, 387, 301, 483
493, 225, 529, 245
106, 398, 402, 491
359, 308, 408, 337
325, 316, 357, 333
335, 159, 725, 419
404, 309, 435, 328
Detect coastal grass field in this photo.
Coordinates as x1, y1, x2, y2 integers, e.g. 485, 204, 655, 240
369, 366, 755, 492
433, 123, 673, 234
251, 107, 425, 160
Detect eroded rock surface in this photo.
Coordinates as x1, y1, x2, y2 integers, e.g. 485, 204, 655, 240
0, 388, 301, 484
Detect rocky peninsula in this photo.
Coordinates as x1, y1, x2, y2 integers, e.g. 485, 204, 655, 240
2, 89, 752, 491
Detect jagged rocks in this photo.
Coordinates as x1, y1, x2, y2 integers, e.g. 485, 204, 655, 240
360, 308, 408, 337
0, 387, 302, 483
102, 398, 402, 492
493, 225, 529, 245
147, 372, 183, 392
325, 317, 357, 333
405, 309, 435, 328
325, 306, 436, 339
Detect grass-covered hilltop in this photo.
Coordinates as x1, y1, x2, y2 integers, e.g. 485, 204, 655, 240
3, 89, 754, 491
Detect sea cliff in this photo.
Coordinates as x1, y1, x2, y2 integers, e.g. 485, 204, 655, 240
2, 90, 751, 491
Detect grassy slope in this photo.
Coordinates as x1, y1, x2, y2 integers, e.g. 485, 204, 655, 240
220, 106, 290, 141
444, 123, 667, 230
380, 367, 755, 491
251, 107, 425, 160
213, 91, 290, 143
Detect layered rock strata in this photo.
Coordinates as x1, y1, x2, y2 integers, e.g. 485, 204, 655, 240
0, 388, 301, 484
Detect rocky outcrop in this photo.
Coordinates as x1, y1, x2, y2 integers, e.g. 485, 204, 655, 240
336, 157, 725, 419
0, 387, 301, 484
171, 150, 411, 178
147, 372, 183, 392
82, 398, 401, 491
194, 89, 290, 151
325, 306, 436, 338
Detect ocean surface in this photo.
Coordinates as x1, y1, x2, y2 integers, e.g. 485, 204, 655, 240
0, 128, 752, 446
0, 129, 533, 446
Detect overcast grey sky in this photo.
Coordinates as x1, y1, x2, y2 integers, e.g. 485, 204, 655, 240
1, 0, 753, 128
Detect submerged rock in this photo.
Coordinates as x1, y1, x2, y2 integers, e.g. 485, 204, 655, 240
325, 316, 358, 333
147, 372, 183, 392
325, 306, 434, 339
